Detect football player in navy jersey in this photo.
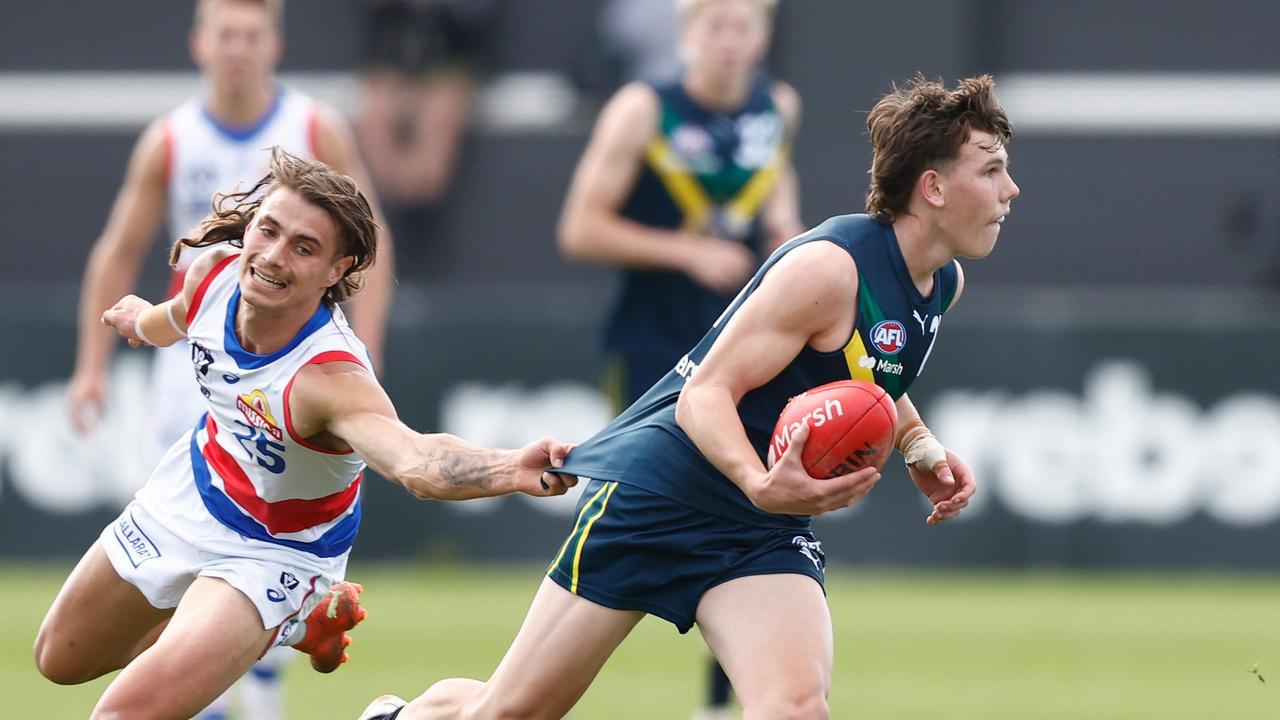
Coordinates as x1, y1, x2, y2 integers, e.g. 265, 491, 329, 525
359, 75, 1015, 720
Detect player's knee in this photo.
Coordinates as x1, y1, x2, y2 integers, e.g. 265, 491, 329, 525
33, 629, 98, 685
742, 688, 829, 720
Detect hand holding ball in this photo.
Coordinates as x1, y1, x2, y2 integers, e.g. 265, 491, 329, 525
766, 380, 898, 478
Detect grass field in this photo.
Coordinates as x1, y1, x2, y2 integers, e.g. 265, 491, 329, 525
6, 563, 1280, 719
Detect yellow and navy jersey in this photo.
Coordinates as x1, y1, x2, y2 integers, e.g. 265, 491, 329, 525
561, 214, 958, 528
603, 74, 790, 359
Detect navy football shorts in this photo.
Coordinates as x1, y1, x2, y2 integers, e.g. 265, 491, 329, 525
547, 479, 826, 633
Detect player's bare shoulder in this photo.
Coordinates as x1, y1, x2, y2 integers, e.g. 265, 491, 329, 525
754, 239, 859, 349
179, 245, 239, 301
950, 260, 966, 308
288, 352, 389, 445
132, 115, 173, 174
767, 238, 857, 297
308, 101, 360, 172
596, 81, 662, 143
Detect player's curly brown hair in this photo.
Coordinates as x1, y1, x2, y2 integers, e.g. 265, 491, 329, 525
171, 147, 378, 306
865, 74, 1013, 223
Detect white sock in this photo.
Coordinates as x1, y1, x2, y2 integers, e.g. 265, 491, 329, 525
236, 647, 295, 720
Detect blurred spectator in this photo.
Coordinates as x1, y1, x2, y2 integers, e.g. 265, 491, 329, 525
355, 0, 498, 211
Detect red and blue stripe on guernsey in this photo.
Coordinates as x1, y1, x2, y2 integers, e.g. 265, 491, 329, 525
183, 253, 368, 558
190, 413, 361, 557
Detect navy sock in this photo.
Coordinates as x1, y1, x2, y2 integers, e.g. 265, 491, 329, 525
709, 659, 733, 706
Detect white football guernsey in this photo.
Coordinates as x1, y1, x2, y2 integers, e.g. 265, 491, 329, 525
148, 86, 320, 462
136, 253, 373, 564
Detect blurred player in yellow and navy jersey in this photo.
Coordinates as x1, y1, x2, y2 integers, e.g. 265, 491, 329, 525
559, 0, 802, 409
63, 1, 394, 717
557, 0, 801, 715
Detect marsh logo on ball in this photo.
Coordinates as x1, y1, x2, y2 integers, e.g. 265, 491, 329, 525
870, 320, 907, 355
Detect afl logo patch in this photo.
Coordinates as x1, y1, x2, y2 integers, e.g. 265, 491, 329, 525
870, 320, 907, 355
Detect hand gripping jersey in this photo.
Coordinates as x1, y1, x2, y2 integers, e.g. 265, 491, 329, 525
137, 253, 372, 560
559, 214, 959, 529
604, 74, 790, 359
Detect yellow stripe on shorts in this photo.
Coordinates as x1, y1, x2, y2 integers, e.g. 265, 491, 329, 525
548, 481, 613, 576
570, 481, 619, 594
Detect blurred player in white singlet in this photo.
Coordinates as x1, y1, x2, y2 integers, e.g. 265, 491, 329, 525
69, 0, 395, 463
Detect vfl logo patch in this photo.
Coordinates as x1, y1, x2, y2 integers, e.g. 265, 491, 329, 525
870, 320, 907, 355
280, 571, 299, 590
112, 512, 161, 568
191, 341, 214, 377
237, 389, 283, 441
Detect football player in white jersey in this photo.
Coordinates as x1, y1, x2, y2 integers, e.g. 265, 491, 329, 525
36, 149, 577, 720
64, 2, 395, 716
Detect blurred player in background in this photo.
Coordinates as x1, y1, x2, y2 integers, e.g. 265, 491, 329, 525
35, 149, 575, 720
355, 0, 497, 208
559, 1, 801, 709
362, 74, 1011, 720
560, 0, 801, 411
64, 1, 394, 716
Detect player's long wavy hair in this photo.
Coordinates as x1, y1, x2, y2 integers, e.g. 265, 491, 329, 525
865, 74, 1013, 223
171, 147, 378, 306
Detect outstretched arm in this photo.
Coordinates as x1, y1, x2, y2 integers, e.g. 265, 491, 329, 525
289, 361, 576, 501
100, 246, 237, 349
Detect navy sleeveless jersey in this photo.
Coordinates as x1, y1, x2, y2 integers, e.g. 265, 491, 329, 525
603, 74, 790, 358
561, 214, 959, 528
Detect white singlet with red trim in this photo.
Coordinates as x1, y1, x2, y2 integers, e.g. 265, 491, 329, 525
135, 252, 372, 569
149, 86, 319, 462
166, 86, 318, 266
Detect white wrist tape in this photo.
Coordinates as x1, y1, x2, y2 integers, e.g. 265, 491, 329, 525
166, 302, 186, 337
133, 314, 154, 346
896, 419, 947, 471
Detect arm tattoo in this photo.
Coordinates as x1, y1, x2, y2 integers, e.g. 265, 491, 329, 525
423, 446, 497, 490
